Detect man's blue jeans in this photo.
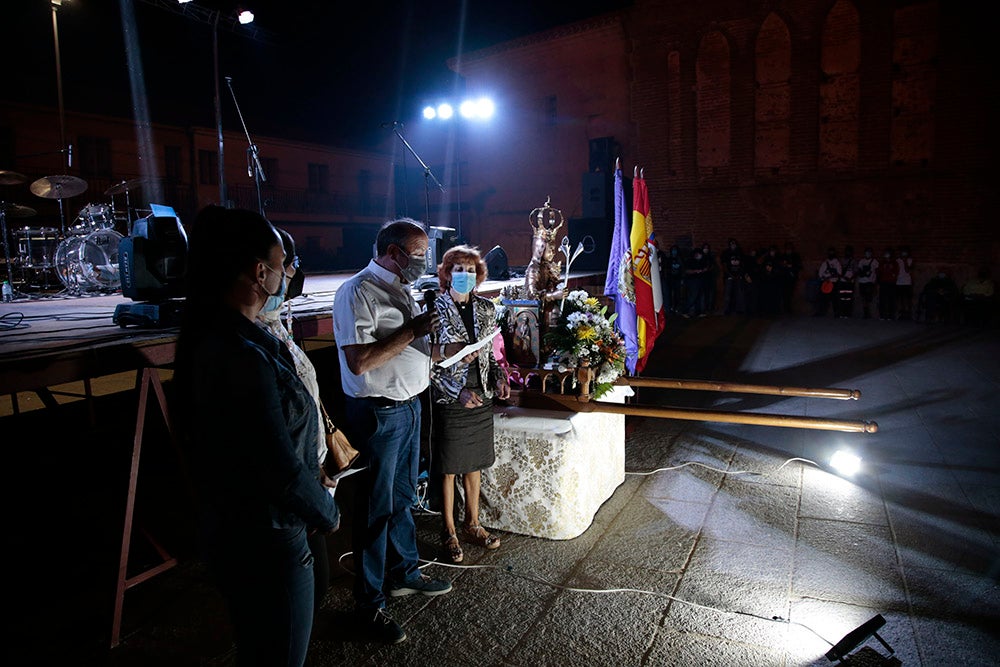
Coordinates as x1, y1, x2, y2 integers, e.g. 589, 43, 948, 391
345, 396, 422, 611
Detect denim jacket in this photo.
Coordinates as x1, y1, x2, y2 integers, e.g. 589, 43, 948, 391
430, 291, 502, 403
177, 309, 339, 534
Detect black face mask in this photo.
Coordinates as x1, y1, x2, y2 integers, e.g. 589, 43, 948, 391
286, 268, 305, 301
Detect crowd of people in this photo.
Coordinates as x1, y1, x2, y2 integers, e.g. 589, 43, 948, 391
658, 238, 994, 325
173, 208, 509, 664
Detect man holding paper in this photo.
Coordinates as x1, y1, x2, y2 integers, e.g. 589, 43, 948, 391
429, 245, 511, 564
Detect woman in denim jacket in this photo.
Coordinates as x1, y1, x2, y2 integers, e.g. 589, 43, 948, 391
429, 245, 510, 563
173, 206, 339, 667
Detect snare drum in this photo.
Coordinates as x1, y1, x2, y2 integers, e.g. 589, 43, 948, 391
16, 227, 60, 268
70, 203, 115, 235
54, 228, 123, 292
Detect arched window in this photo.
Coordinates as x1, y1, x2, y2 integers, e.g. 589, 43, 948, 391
819, 0, 861, 169
754, 13, 792, 175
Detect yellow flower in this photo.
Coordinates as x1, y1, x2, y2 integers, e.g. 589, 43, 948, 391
585, 297, 600, 308
576, 325, 598, 341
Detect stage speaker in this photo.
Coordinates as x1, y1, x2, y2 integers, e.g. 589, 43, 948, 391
567, 217, 612, 272
582, 171, 611, 219
588, 136, 615, 173
483, 245, 510, 280
427, 225, 457, 275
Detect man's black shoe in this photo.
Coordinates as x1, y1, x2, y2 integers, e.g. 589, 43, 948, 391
361, 608, 406, 644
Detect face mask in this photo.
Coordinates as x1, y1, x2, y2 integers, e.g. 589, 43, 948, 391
865, 252, 872, 258
395, 250, 426, 284
451, 271, 476, 295
884, 254, 891, 259
260, 265, 287, 314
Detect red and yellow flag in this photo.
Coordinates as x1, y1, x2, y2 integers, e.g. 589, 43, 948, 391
629, 172, 665, 373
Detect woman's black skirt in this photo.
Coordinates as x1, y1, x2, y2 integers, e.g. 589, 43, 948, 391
431, 401, 495, 475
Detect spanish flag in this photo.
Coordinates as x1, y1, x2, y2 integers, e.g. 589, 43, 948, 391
629, 170, 665, 373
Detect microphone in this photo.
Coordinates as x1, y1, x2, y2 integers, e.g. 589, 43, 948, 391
423, 289, 437, 312
67, 144, 72, 168
224, 76, 232, 85
380, 121, 402, 129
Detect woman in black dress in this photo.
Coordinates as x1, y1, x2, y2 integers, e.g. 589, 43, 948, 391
430, 245, 510, 563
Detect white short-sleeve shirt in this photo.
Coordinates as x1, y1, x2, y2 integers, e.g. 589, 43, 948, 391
332, 260, 431, 400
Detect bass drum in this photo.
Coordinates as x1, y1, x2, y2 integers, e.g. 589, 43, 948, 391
54, 228, 123, 292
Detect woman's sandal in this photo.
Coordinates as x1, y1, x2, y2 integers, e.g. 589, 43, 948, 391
442, 533, 464, 563
462, 523, 501, 550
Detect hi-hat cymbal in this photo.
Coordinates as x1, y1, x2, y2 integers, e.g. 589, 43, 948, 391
0, 202, 37, 218
30, 174, 88, 199
0, 170, 27, 186
105, 177, 148, 196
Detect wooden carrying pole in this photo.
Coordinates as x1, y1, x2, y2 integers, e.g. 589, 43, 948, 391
617, 377, 861, 401
525, 392, 878, 433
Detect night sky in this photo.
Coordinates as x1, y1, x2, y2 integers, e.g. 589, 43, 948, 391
2, 0, 632, 150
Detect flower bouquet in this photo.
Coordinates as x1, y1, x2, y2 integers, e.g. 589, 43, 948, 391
543, 289, 626, 399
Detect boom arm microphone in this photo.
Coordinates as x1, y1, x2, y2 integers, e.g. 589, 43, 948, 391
380, 121, 403, 129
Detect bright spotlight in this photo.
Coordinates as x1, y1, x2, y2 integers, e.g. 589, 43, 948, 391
423, 106, 437, 120
475, 97, 495, 119
437, 103, 453, 120
459, 100, 477, 119
830, 450, 862, 476
177, 0, 193, 4
237, 9, 254, 24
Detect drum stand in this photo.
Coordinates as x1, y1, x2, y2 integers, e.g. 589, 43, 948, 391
0, 204, 26, 300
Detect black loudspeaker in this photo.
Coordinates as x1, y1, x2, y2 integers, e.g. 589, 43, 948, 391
427, 226, 457, 274
582, 172, 611, 219
588, 136, 615, 173
567, 217, 613, 272
483, 245, 510, 280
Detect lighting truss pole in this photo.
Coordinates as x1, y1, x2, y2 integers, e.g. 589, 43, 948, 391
213, 11, 226, 206
50, 0, 67, 172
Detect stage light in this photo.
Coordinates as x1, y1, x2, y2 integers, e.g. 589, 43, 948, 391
437, 103, 454, 120
423, 106, 436, 120
830, 450, 862, 476
237, 9, 254, 24
825, 614, 899, 664
459, 100, 477, 119
474, 97, 495, 119
176, 0, 193, 4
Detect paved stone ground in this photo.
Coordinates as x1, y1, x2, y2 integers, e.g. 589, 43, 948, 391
6, 314, 998, 666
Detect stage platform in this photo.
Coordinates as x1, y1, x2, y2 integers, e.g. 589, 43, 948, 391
0, 270, 606, 399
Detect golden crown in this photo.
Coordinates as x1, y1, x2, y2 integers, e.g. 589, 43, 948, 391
529, 196, 564, 241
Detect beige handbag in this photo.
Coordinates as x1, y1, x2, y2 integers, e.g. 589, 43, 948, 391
319, 402, 360, 474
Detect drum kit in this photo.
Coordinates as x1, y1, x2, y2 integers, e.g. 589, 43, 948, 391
0, 170, 146, 297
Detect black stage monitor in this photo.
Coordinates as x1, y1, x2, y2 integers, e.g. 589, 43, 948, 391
484, 245, 510, 281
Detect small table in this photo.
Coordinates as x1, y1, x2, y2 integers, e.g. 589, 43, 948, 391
480, 387, 631, 540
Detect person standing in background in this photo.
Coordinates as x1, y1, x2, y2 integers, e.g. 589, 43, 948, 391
896, 245, 915, 320
856, 247, 878, 319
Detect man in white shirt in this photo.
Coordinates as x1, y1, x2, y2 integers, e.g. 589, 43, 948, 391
332, 218, 452, 644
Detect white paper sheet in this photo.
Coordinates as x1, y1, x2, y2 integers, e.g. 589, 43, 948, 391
438, 328, 502, 368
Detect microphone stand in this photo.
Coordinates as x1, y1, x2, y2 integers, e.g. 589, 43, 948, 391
224, 76, 266, 216
390, 123, 443, 224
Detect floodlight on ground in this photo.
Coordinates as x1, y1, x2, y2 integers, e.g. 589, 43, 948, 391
825, 614, 900, 664
830, 449, 861, 476
237, 9, 254, 24
176, 0, 193, 4
437, 103, 454, 120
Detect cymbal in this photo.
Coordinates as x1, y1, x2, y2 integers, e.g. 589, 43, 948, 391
0, 170, 27, 186
104, 177, 148, 196
0, 202, 37, 218
30, 174, 88, 200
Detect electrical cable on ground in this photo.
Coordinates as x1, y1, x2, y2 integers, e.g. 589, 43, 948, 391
334, 549, 835, 647
626, 456, 821, 477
